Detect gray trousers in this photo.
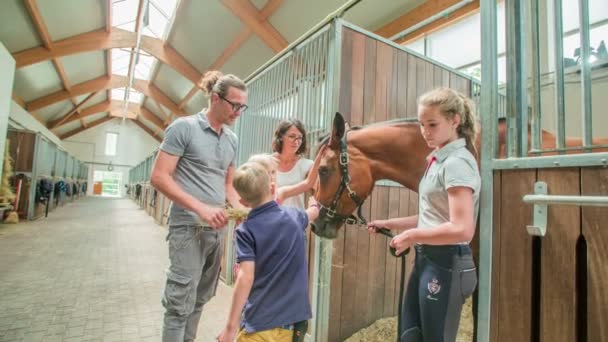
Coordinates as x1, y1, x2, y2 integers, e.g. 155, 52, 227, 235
162, 225, 225, 342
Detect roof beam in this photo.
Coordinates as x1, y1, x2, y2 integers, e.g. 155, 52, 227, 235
133, 119, 163, 143
140, 107, 165, 130
55, 100, 167, 128
178, 0, 283, 110
375, 0, 477, 41
106, 0, 112, 33
48, 91, 101, 129
396, 1, 480, 44
23, 0, 88, 127
221, 0, 287, 53
23, 0, 52, 48
151, 98, 174, 126
13, 28, 202, 85
60, 115, 114, 140
26, 75, 186, 116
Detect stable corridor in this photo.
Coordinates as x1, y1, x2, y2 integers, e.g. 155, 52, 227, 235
0, 197, 232, 342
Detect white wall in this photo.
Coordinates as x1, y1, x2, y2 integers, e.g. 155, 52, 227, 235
0, 43, 16, 174
540, 71, 608, 138
63, 118, 159, 197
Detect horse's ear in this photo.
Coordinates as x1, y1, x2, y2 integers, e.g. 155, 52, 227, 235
329, 112, 345, 149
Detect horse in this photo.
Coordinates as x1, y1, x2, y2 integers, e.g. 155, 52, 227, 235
310, 112, 608, 239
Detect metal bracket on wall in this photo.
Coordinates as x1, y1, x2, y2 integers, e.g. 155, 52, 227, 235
525, 181, 548, 236
523, 181, 608, 237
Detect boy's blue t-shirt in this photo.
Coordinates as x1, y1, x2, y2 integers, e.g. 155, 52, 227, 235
235, 200, 311, 333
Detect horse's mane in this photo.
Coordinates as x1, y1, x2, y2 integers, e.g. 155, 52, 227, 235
314, 118, 420, 156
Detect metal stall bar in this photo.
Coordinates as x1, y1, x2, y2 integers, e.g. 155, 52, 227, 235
478, 0, 499, 340
524, 195, 608, 207
530, 0, 542, 153
505, 0, 528, 157
523, 181, 608, 237
578, 0, 593, 149
552, 0, 566, 151
309, 19, 341, 342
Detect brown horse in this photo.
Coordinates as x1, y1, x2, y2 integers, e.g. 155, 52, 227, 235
310, 112, 608, 239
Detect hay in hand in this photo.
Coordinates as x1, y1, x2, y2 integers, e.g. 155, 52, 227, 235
225, 207, 249, 221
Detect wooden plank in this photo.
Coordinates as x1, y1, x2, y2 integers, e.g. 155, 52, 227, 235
353, 199, 371, 333
406, 54, 418, 118
497, 170, 536, 341
450, 72, 468, 94
581, 167, 608, 342
374, 41, 392, 123
538, 168, 579, 342
340, 221, 361, 340
362, 38, 377, 125
383, 187, 401, 316
338, 28, 353, 116
328, 205, 346, 342
529, 168, 580, 342
349, 30, 365, 126
416, 57, 427, 102
338, 29, 365, 341
367, 189, 381, 325
369, 188, 390, 322
425, 61, 434, 92
371, 187, 389, 320
396, 51, 408, 119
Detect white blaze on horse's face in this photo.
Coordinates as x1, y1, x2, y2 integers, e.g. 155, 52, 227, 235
418, 105, 460, 150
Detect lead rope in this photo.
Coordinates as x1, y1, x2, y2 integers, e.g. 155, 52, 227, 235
373, 226, 409, 342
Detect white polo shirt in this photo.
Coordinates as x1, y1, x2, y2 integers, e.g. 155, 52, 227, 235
417, 138, 480, 243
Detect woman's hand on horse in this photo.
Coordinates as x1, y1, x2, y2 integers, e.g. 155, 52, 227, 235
390, 231, 413, 255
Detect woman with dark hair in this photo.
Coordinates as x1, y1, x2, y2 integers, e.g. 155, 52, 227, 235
272, 119, 318, 209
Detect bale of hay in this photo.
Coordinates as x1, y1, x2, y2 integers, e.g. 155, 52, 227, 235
344, 297, 474, 342
4, 211, 18, 224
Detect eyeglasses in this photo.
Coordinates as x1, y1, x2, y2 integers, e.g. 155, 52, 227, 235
284, 134, 304, 143
219, 95, 248, 113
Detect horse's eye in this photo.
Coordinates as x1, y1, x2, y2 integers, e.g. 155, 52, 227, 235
318, 166, 329, 177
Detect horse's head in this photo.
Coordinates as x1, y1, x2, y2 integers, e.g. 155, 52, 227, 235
311, 113, 375, 239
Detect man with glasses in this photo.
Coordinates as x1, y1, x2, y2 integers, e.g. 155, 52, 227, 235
151, 71, 247, 342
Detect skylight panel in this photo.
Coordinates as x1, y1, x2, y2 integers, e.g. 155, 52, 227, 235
112, 88, 126, 101
150, 0, 177, 18
112, 0, 139, 30
145, 3, 169, 38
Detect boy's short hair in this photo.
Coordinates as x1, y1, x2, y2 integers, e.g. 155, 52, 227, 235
233, 162, 271, 205
247, 154, 277, 175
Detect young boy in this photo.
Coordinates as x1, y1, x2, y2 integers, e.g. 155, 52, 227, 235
217, 161, 320, 342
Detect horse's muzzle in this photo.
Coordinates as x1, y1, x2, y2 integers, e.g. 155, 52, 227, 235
311, 218, 341, 239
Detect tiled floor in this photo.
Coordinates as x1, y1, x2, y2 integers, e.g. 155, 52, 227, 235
0, 197, 232, 342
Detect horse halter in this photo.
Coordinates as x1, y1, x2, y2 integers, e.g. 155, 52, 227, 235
317, 131, 368, 226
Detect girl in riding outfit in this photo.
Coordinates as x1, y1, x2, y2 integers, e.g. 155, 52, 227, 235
368, 87, 480, 342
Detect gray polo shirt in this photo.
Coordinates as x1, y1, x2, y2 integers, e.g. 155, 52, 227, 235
417, 138, 480, 243
160, 112, 238, 226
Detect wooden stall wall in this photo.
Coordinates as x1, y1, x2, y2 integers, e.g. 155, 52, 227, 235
327, 27, 472, 341
491, 167, 608, 341
6, 130, 36, 219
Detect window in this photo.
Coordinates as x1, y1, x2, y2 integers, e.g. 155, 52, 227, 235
105, 132, 118, 156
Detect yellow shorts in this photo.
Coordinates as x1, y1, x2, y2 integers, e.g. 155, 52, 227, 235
236, 327, 292, 342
